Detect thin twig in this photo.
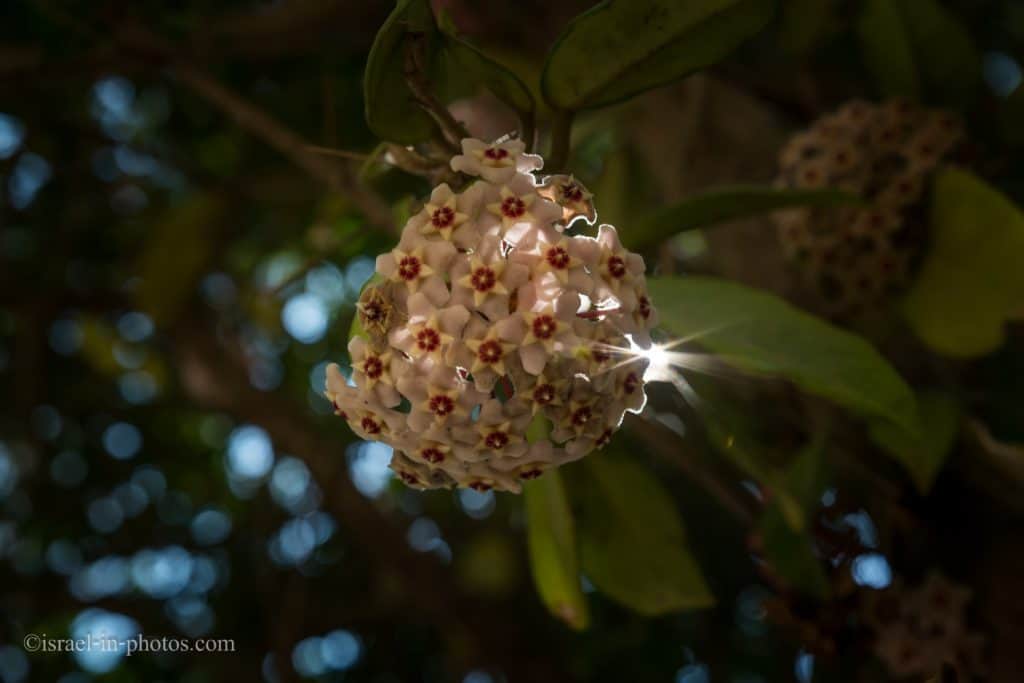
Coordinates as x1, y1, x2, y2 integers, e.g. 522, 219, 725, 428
171, 62, 396, 234
547, 109, 574, 173
305, 145, 371, 161
403, 34, 468, 152
628, 414, 758, 526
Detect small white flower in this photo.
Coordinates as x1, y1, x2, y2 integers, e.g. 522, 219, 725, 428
450, 138, 543, 184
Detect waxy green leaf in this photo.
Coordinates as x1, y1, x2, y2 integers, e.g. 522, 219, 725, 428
541, 0, 774, 111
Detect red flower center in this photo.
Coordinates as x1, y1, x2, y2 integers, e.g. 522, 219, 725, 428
561, 183, 584, 203
545, 246, 570, 269
416, 327, 441, 352
429, 395, 455, 417
470, 267, 496, 292
469, 481, 492, 492
363, 356, 384, 379
483, 147, 508, 161
519, 468, 543, 480
361, 416, 382, 435
592, 346, 611, 363
533, 384, 555, 405
638, 296, 651, 319
532, 315, 557, 340
421, 447, 445, 464
431, 206, 455, 228
398, 256, 421, 281
399, 471, 418, 485
571, 406, 592, 427
501, 196, 526, 218
607, 255, 627, 279
484, 431, 509, 450
477, 340, 504, 365
623, 372, 640, 395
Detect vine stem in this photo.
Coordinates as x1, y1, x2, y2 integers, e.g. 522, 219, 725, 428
403, 35, 468, 153
547, 109, 574, 173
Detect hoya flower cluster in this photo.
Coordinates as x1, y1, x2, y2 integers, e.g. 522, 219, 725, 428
773, 99, 963, 316
863, 573, 986, 679
325, 138, 657, 493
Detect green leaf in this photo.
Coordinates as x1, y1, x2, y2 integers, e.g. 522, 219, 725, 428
575, 454, 714, 615
631, 186, 862, 251
135, 195, 227, 325
757, 504, 830, 599
363, 0, 439, 144
541, 0, 775, 111
648, 276, 920, 439
437, 13, 535, 116
856, 0, 921, 98
869, 392, 961, 493
524, 471, 589, 630
687, 376, 826, 530
903, 169, 1024, 357
895, 0, 980, 105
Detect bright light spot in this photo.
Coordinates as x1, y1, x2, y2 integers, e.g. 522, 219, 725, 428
407, 517, 442, 553
226, 425, 274, 480
116, 311, 154, 342
9, 153, 52, 209
0, 644, 29, 683
320, 630, 360, 670
71, 609, 139, 673
458, 488, 495, 520
103, 422, 142, 460
676, 664, 710, 683
852, 553, 892, 589
87, 497, 124, 534
344, 256, 376, 292
191, 508, 233, 546
270, 457, 312, 511
795, 650, 814, 683
69, 556, 130, 601
0, 113, 26, 159
131, 546, 193, 599
0, 443, 18, 498
282, 293, 329, 344
347, 441, 393, 498
984, 52, 1023, 97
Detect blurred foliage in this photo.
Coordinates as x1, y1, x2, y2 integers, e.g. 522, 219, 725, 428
1, 0, 1024, 682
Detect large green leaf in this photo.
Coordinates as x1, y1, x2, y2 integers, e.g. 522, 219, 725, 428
869, 392, 960, 493
896, 0, 980, 105
631, 186, 861, 251
757, 504, 829, 599
135, 195, 227, 325
363, 0, 440, 144
856, 0, 920, 98
437, 13, 534, 116
648, 276, 920, 439
540, 0, 775, 111
575, 454, 714, 615
524, 471, 589, 630
903, 169, 1024, 357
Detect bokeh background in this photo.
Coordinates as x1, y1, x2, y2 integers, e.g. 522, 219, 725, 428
2, 1, 1024, 682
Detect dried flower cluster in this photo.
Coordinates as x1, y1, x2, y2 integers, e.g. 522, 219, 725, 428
863, 573, 986, 679
324, 138, 657, 492
773, 99, 963, 316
